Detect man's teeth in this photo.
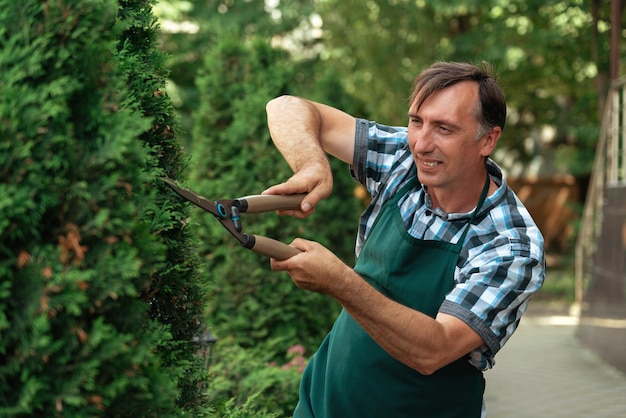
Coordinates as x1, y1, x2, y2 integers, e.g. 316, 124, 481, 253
423, 161, 438, 167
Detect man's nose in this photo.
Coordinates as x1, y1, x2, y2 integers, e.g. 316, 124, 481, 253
412, 129, 435, 153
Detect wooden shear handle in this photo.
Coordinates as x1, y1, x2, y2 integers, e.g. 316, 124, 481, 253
248, 235, 301, 260
238, 194, 306, 213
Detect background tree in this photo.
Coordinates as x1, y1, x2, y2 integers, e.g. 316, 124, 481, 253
154, 2, 362, 413
147, 0, 624, 414
318, 0, 617, 178
189, 34, 360, 358
156, 0, 319, 146
0, 0, 207, 415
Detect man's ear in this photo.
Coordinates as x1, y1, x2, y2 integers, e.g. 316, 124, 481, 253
480, 127, 501, 157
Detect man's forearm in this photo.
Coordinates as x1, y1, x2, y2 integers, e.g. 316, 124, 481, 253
333, 266, 484, 375
266, 96, 329, 173
266, 96, 356, 166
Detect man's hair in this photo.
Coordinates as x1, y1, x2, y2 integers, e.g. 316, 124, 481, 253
410, 62, 507, 138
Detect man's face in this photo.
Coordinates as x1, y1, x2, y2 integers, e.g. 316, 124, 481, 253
407, 81, 498, 211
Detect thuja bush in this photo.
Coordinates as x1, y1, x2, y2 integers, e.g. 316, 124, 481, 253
208, 340, 306, 418
0, 0, 207, 416
115, 0, 209, 411
188, 34, 364, 416
190, 36, 361, 358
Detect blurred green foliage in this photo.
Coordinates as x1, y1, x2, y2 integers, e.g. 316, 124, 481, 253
189, 35, 359, 355
148, 0, 621, 415
208, 339, 306, 417
317, 0, 613, 175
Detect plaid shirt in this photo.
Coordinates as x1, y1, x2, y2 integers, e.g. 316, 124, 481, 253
351, 119, 546, 371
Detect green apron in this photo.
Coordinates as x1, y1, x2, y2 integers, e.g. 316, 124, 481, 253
294, 175, 490, 418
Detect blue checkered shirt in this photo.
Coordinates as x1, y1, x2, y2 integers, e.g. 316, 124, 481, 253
351, 119, 546, 371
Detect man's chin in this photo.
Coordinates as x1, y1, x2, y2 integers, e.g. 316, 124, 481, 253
416, 171, 437, 187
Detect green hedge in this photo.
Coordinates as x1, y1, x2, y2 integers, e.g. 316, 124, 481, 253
0, 0, 207, 416
190, 37, 361, 359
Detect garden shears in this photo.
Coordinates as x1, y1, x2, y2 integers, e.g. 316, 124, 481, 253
162, 178, 303, 260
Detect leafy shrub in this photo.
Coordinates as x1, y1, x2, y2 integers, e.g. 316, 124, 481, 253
190, 35, 359, 358
0, 0, 207, 415
186, 28, 365, 415
208, 338, 307, 417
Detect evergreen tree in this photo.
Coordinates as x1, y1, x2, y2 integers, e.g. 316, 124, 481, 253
116, 0, 209, 411
0, 0, 207, 416
190, 35, 361, 358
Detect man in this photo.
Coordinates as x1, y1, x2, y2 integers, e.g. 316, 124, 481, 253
264, 62, 545, 417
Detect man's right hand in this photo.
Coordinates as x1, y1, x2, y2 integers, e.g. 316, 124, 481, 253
263, 162, 333, 218
264, 96, 357, 217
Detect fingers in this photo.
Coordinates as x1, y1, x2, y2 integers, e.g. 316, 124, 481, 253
263, 182, 301, 196
269, 238, 309, 271
300, 182, 331, 212
263, 183, 315, 218
270, 239, 346, 295
264, 185, 313, 212
269, 257, 285, 271
263, 171, 332, 217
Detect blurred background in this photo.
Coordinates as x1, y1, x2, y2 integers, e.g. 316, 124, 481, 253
152, 0, 624, 415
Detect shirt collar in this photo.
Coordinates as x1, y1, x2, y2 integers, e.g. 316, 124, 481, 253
423, 159, 505, 221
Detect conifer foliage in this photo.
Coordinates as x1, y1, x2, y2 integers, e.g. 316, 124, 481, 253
0, 0, 207, 416
190, 36, 361, 357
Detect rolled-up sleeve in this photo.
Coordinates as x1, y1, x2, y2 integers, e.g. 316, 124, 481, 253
440, 207, 546, 370
350, 118, 371, 185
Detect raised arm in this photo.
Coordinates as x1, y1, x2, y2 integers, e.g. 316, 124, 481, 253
264, 96, 356, 215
